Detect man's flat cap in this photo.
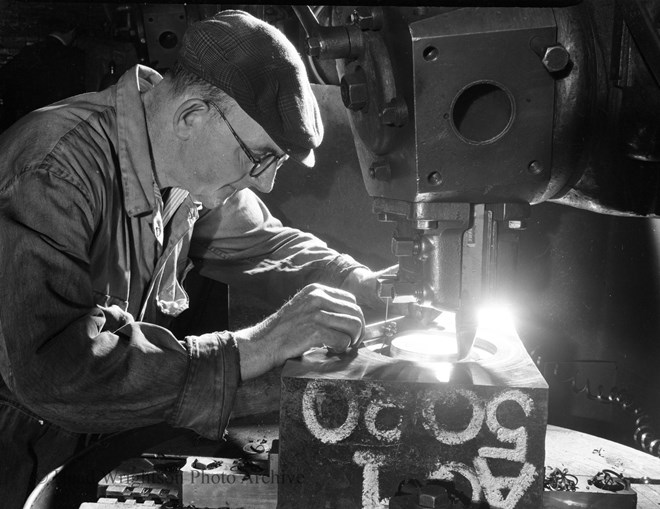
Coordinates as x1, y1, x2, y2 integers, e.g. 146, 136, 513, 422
178, 10, 323, 166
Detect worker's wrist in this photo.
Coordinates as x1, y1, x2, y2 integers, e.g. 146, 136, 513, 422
234, 317, 281, 381
172, 331, 240, 440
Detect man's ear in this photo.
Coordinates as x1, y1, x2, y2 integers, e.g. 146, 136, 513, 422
173, 99, 211, 140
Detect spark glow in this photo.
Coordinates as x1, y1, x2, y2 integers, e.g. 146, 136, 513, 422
477, 303, 517, 335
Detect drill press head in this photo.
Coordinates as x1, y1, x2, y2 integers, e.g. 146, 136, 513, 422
304, 6, 580, 358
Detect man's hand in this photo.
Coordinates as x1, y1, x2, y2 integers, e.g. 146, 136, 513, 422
235, 283, 365, 381
340, 265, 398, 310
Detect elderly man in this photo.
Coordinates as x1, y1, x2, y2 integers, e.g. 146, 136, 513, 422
0, 10, 383, 507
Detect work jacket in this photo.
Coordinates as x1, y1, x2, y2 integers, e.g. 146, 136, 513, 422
0, 65, 362, 440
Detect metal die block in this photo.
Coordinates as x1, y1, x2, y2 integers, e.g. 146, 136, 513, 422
279, 327, 548, 508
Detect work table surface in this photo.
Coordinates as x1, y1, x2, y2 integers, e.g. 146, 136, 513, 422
28, 421, 660, 508
224, 422, 660, 508
545, 424, 660, 508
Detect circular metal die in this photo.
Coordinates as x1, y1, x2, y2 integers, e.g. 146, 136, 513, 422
390, 329, 459, 363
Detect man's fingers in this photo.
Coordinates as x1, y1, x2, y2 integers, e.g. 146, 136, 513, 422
374, 264, 399, 278
324, 335, 360, 353
314, 310, 364, 353
270, 283, 367, 356
317, 310, 363, 340
298, 284, 364, 326
307, 285, 365, 350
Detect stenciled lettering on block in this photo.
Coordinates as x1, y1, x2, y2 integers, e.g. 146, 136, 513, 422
300, 381, 540, 508
301, 379, 360, 444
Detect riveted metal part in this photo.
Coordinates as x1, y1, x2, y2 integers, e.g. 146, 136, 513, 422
380, 96, 409, 126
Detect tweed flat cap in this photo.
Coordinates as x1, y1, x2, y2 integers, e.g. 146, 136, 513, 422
178, 10, 323, 167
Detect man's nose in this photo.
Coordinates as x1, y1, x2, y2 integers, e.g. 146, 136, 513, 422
250, 166, 278, 193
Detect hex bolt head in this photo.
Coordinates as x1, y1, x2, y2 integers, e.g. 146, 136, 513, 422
542, 44, 571, 73
531, 37, 571, 74
306, 37, 322, 57
380, 97, 409, 127
418, 484, 452, 508
340, 70, 368, 111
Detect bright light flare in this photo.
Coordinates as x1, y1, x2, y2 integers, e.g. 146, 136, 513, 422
477, 303, 517, 335
388, 329, 459, 381
390, 329, 458, 362
429, 361, 453, 382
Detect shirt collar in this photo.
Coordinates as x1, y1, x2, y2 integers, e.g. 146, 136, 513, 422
116, 64, 163, 217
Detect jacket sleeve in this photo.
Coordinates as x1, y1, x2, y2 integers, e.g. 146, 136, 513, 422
189, 189, 367, 304
0, 166, 238, 440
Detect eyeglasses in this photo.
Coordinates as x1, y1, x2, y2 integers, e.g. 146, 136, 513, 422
207, 101, 289, 178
